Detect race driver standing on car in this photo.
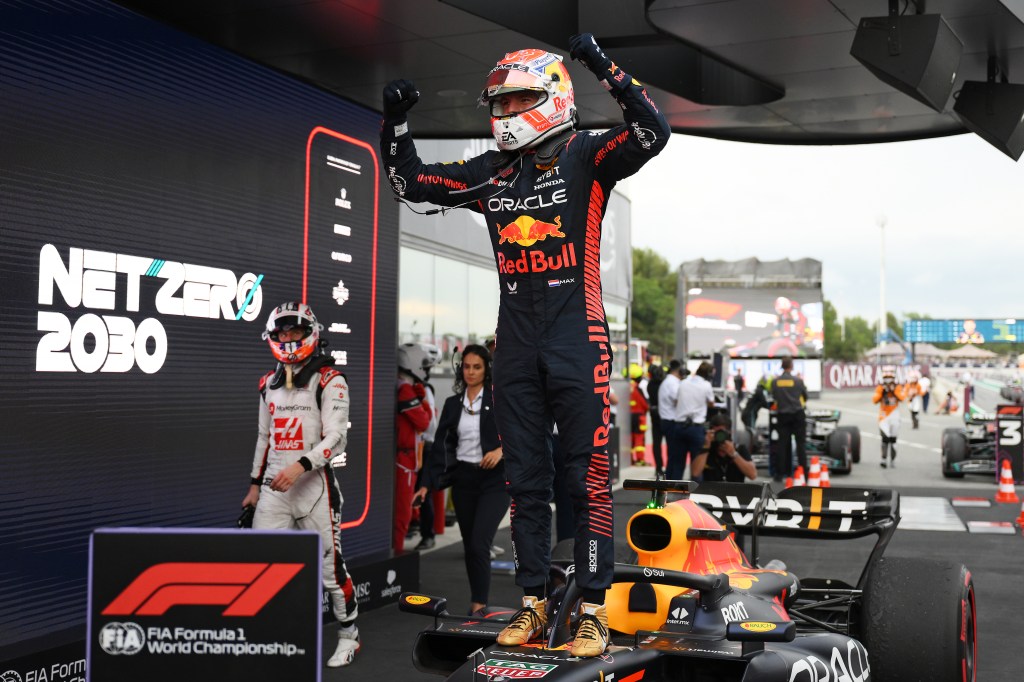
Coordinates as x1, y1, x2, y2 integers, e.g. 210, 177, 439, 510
241, 302, 360, 668
380, 34, 669, 657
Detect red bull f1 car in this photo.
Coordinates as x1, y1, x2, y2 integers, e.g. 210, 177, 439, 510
400, 479, 975, 682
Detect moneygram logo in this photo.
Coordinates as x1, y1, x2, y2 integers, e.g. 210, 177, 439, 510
36, 244, 263, 374
102, 562, 302, 617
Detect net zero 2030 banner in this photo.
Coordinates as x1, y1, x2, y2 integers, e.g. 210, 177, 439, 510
0, 0, 398, 670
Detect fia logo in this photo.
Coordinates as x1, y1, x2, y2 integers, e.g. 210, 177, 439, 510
98, 622, 145, 655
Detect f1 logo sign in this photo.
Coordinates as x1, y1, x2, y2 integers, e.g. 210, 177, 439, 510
102, 562, 303, 616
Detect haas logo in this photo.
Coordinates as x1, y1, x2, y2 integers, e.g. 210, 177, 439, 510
273, 418, 304, 450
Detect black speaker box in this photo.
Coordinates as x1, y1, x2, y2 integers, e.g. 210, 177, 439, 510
954, 81, 1024, 161
851, 13, 963, 112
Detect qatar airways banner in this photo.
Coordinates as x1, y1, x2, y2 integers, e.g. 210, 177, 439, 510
823, 363, 924, 390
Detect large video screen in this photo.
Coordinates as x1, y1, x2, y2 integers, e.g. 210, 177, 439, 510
0, 0, 397, 662
684, 288, 824, 358
903, 319, 1023, 344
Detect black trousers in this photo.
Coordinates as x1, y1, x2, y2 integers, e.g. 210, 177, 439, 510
774, 411, 807, 477
649, 412, 664, 472
495, 339, 614, 594
451, 461, 509, 605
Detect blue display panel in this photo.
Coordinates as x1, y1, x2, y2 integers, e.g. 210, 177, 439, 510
903, 319, 1022, 344
0, 0, 398, 662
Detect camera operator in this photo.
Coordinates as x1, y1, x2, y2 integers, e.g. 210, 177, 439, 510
691, 414, 757, 482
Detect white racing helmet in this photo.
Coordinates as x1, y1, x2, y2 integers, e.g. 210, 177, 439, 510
263, 302, 323, 364
397, 342, 442, 383
481, 48, 576, 151
881, 365, 897, 383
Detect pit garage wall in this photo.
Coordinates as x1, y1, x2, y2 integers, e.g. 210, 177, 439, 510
0, 0, 398, 669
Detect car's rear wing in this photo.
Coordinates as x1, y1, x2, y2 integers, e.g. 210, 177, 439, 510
692, 482, 899, 536
690, 481, 900, 588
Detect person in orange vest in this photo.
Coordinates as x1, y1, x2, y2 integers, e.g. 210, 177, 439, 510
628, 363, 650, 466
872, 366, 906, 468
904, 370, 924, 429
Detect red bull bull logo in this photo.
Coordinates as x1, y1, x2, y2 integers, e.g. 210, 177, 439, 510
496, 215, 565, 246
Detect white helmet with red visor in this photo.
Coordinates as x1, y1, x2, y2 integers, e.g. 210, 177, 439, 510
481, 49, 576, 152
262, 302, 323, 364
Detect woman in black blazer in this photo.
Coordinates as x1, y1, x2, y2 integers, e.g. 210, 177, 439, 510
414, 344, 508, 615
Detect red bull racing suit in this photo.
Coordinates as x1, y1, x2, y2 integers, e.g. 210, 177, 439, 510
249, 359, 357, 624
381, 65, 669, 594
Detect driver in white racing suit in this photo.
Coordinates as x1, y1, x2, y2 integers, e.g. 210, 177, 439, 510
241, 301, 359, 667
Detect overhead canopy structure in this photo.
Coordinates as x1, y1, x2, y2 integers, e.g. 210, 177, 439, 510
114, 0, 1024, 147
865, 342, 909, 359
945, 344, 999, 359
681, 258, 823, 288
909, 342, 949, 362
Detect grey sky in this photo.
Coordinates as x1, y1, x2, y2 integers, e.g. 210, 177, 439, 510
628, 131, 1023, 326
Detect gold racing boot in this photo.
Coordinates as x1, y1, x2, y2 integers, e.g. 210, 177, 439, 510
496, 596, 547, 646
569, 602, 608, 658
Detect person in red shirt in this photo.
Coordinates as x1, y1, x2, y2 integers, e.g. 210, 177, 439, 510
628, 364, 649, 465
394, 343, 434, 553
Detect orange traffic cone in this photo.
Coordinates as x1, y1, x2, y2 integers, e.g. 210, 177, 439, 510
784, 477, 794, 489
995, 460, 1020, 504
820, 463, 831, 488
808, 457, 821, 487
1016, 500, 1024, 530
793, 466, 806, 487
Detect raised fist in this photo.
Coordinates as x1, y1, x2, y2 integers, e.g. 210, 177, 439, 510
412, 383, 426, 399
569, 33, 612, 74
383, 79, 420, 117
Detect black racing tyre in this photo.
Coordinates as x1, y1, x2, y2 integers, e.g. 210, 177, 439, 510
836, 425, 861, 463
858, 556, 976, 682
825, 430, 852, 475
942, 428, 967, 478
